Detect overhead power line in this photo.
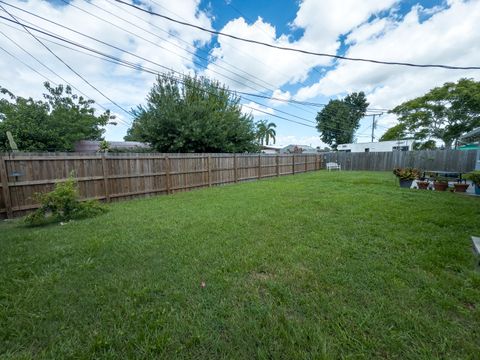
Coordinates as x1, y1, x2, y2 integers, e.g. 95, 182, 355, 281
0, 38, 57, 85
0, 3, 133, 120
147, 0, 317, 113
0, 14, 375, 135
225, 0, 325, 80
0, 15, 318, 130
0, 24, 126, 124
115, 0, 480, 71
103, 0, 297, 103
0, 1, 388, 114
48, 0, 319, 117
0, 16, 375, 135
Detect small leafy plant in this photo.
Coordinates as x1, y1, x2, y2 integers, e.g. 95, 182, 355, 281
393, 167, 420, 180
464, 170, 480, 185
98, 140, 111, 153
434, 175, 449, 184
25, 176, 107, 226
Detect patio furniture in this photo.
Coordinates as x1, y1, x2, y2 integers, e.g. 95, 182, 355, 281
423, 170, 464, 182
326, 162, 341, 171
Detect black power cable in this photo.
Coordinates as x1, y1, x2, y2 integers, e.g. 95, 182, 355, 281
115, 0, 480, 70
0, 3, 133, 119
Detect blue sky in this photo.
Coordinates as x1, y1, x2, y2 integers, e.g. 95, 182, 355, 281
1, 0, 479, 148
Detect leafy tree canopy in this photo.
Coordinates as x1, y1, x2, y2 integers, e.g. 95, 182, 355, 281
389, 78, 480, 149
413, 139, 437, 150
0, 82, 112, 152
379, 123, 408, 141
125, 74, 259, 153
315, 92, 369, 149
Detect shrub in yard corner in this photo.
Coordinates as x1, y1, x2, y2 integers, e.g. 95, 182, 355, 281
25, 176, 107, 226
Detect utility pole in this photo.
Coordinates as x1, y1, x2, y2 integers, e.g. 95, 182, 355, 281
367, 113, 383, 142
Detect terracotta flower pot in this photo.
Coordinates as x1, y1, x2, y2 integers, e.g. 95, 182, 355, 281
453, 183, 469, 192
433, 182, 448, 191
416, 181, 430, 190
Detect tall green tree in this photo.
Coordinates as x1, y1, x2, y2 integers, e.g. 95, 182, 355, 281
256, 120, 276, 145
125, 74, 258, 153
379, 123, 437, 149
379, 124, 408, 141
0, 83, 113, 151
390, 78, 480, 149
315, 92, 369, 149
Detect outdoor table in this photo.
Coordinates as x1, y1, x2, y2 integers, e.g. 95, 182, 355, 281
423, 170, 465, 183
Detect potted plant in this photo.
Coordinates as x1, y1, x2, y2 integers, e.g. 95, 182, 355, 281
433, 176, 449, 191
416, 179, 430, 190
393, 167, 420, 188
464, 171, 480, 195
453, 181, 469, 192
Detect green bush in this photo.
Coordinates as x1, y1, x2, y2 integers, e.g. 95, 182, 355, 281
393, 167, 421, 180
25, 176, 107, 226
464, 170, 480, 184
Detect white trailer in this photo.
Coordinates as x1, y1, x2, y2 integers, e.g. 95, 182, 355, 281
337, 139, 414, 153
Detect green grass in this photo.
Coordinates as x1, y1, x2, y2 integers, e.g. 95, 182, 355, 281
1, 171, 479, 359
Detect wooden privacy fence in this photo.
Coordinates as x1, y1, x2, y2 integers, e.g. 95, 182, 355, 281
0, 153, 321, 219
322, 150, 478, 172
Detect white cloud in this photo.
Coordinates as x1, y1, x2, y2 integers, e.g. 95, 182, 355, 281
292, 0, 397, 50
295, 0, 480, 113
203, 0, 396, 93
268, 89, 291, 106
0, 0, 213, 139
242, 101, 275, 117
345, 18, 390, 45
3, 0, 479, 145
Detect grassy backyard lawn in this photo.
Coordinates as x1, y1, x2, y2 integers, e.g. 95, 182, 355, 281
1, 171, 479, 359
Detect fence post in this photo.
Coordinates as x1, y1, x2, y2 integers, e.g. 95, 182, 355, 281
101, 154, 110, 202
258, 154, 261, 179
315, 154, 320, 171
305, 155, 308, 173
276, 155, 279, 177
0, 156, 13, 218
165, 155, 171, 194
234, 154, 238, 183
292, 154, 295, 175
207, 155, 212, 187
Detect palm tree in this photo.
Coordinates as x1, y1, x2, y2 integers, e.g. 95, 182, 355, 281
256, 120, 276, 145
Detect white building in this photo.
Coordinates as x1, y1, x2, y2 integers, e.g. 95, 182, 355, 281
337, 139, 415, 153
280, 144, 318, 154
260, 146, 281, 154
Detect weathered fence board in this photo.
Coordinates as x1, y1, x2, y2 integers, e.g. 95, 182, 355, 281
322, 150, 477, 172
1, 150, 475, 219
0, 153, 321, 219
